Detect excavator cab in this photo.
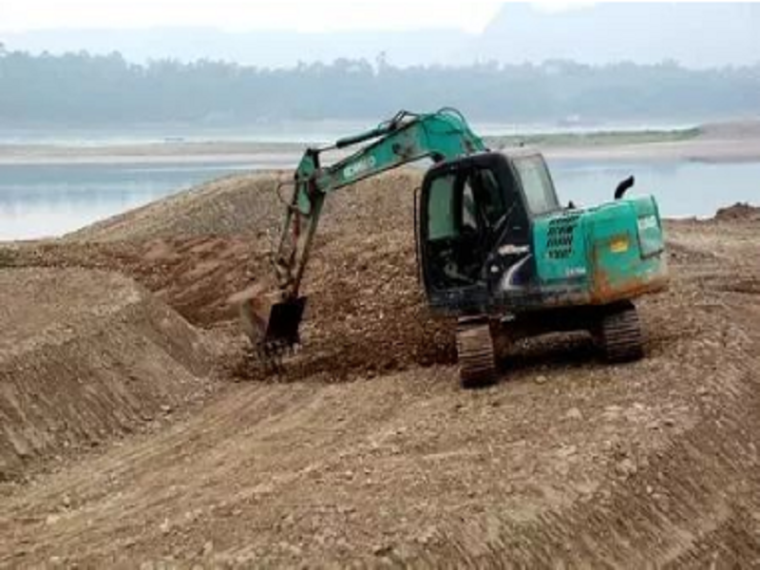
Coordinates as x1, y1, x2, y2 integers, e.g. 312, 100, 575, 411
419, 151, 560, 313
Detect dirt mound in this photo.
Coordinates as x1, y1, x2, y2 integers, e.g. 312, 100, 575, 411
0, 238, 260, 330
11, 168, 444, 380
715, 201, 760, 222
6, 234, 454, 383
66, 169, 423, 243
0, 268, 216, 481
66, 173, 283, 243
6, 237, 453, 383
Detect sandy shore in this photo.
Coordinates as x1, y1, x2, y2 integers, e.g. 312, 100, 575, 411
544, 136, 760, 163
0, 142, 306, 166
2, 121, 760, 165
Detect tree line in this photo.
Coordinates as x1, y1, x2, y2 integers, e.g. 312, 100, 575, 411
1, 47, 759, 126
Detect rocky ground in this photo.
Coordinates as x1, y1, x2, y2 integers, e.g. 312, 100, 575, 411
0, 172, 759, 567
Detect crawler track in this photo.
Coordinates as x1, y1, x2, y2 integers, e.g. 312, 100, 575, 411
599, 303, 645, 362
456, 318, 497, 387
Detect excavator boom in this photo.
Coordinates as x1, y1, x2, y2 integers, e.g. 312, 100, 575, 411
239, 109, 486, 356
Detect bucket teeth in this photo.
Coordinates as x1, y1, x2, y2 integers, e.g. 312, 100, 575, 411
256, 337, 300, 374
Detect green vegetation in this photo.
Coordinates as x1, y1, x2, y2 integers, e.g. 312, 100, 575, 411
485, 128, 703, 149
1, 49, 759, 126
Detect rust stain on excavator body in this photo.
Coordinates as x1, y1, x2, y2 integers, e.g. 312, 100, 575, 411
588, 243, 668, 305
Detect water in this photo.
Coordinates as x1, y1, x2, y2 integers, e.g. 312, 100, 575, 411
547, 160, 760, 218
0, 162, 253, 240
1, 158, 759, 241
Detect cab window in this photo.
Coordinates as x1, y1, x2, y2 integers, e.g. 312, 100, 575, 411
513, 156, 559, 216
427, 173, 457, 239
461, 178, 479, 233
427, 166, 513, 239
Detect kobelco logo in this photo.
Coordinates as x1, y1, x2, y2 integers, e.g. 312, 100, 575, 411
343, 156, 377, 180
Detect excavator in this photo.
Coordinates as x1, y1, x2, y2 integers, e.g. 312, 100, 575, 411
238, 109, 668, 386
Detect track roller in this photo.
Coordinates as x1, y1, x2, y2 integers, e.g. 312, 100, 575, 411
456, 317, 497, 388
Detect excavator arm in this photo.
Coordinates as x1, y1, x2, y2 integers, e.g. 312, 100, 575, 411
242, 109, 486, 354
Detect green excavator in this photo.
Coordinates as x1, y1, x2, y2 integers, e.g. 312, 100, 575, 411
239, 109, 668, 386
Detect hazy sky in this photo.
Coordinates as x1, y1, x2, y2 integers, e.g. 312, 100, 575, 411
0, 0, 613, 33
0, 0, 506, 33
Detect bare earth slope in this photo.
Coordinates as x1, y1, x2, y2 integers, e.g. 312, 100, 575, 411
0, 269, 217, 482
0, 173, 759, 567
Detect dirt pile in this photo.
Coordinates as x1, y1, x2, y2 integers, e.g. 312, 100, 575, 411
715, 201, 760, 222
0, 268, 215, 481
4, 237, 264, 330
10, 169, 447, 380
67, 169, 423, 243
66, 173, 284, 243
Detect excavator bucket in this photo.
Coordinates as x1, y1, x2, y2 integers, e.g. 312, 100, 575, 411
261, 296, 307, 350
230, 284, 307, 356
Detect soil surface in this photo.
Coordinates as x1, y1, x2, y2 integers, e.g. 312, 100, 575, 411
1, 172, 759, 567
0, 269, 219, 483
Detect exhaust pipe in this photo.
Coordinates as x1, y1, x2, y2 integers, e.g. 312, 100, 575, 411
615, 175, 635, 200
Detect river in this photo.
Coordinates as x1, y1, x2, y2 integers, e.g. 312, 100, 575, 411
1, 157, 759, 241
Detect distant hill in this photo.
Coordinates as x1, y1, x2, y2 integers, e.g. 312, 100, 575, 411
2, 3, 759, 68
473, 3, 760, 68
